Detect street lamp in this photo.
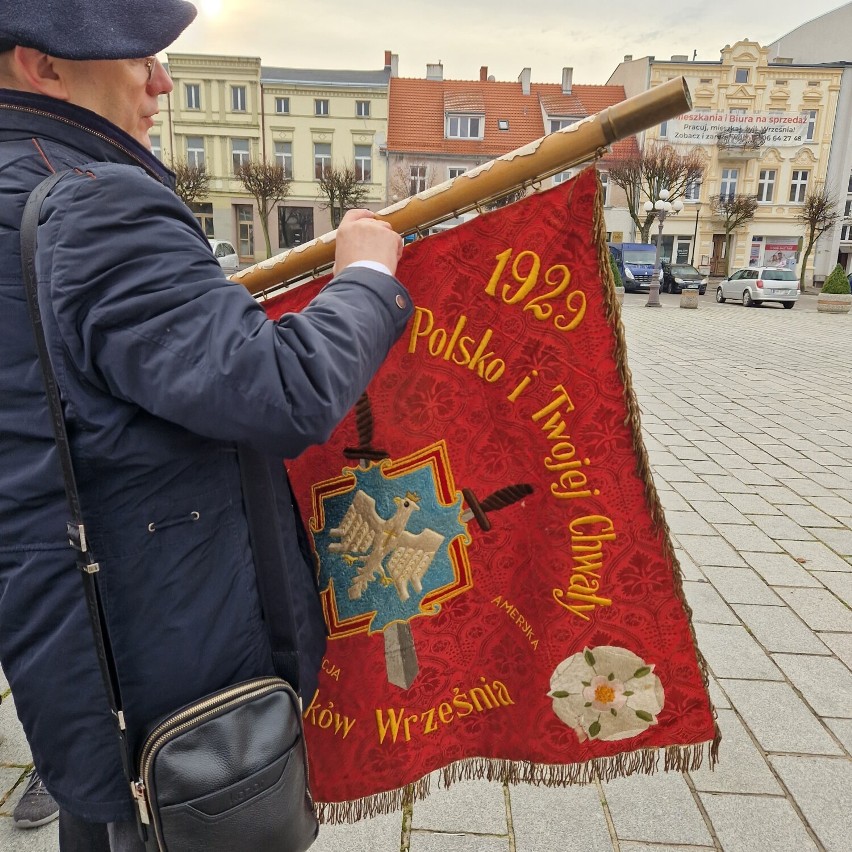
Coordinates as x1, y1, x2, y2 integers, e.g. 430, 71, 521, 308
643, 189, 683, 307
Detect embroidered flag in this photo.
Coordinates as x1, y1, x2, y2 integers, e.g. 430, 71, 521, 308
264, 168, 718, 821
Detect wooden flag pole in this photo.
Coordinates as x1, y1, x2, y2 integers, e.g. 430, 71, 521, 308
231, 76, 692, 296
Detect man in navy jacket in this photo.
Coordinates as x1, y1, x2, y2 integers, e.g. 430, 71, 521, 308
0, 2, 412, 849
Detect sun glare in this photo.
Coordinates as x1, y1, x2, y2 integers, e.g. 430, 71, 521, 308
200, 0, 223, 16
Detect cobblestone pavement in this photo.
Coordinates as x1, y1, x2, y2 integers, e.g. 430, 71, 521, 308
2, 290, 850, 850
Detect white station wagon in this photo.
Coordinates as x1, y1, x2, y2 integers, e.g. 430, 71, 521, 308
716, 267, 799, 309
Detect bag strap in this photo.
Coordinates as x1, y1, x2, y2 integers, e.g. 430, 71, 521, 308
20, 169, 138, 789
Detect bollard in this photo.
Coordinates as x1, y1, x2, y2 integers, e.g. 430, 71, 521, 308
680, 285, 699, 309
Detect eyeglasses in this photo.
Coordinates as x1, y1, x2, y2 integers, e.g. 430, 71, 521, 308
144, 56, 156, 82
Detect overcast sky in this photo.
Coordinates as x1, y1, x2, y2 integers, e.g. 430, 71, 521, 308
167, 1, 848, 83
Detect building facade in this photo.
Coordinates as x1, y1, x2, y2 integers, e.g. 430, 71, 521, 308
385, 64, 637, 240
152, 53, 391, 262
608, 41, 844, 279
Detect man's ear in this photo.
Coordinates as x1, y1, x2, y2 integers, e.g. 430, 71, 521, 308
12, 47, 71, 100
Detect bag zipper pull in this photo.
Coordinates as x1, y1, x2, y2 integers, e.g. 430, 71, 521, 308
131, 781, 150, 825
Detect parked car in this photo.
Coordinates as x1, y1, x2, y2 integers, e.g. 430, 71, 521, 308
608, 243, 657, 292
661, 261, 708, 295
715, 267, 798, 309
209, 239, 239, 272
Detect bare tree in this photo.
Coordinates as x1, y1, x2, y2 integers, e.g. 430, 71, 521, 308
316, 164, 370, 228
235, 160, 291, 257
387, 161, 441, 202
795, 189, 840, 293
173, 160, 210, 207
711, 194, 759, 276
608, 143, 705, 242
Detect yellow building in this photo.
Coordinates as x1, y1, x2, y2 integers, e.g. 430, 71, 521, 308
608, 41, 844, 279
152, 53, 391, 262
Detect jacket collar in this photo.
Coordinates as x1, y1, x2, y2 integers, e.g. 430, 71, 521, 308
0, 88, 175, 188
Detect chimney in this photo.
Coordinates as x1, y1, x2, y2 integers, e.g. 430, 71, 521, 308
623, 54, 633, 62
518, 67, 531, 95
426, 62, 443, 81
384, 50, 391, 69
391, 53, 399, 77
670, 54, 689, 62
562, 66, 573, 95
480, 65, 488, 82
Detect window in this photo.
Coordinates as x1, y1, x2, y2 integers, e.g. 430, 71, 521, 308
599, 171, 610, 205
841, 224, 852, 241
789, 170, 809, 203
684, 180, 701, 201
553, 170, 571, 184
355, 100, 370, 117
659, 120, 668, 138
448, 167, 466, 180
275, 97, 290, 114
231, 138, 250, 173
757, 169, 776, 203
550, 118, 574, 133
446, 115, 483, 139
409, 165, 427, 195
802, 110, 817, 141
149, 134, 161, 160
498, 119, 509, 131
231, 86, 246, 112
186, 136, 205, 168
235, 204, 254, 257
729, 108, 747, 115
848, 172, 852, 194
315, 99, 329, 116
768, 108, 784, 116
735, 68, 749, 83
354, 145, 372, 182
185, 83, 200, 110
844, 199, 851, 218
278, 206, 314, 248
314, 142, 331, 179
274, 141, 293, 179
720, 168, 738, 199
191, 202, 214, 237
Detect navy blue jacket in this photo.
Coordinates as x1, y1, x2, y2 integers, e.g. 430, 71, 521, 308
0, 89, 412, 822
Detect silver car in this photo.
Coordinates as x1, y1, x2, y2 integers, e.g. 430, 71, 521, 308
716, 267, 798, 309
209, 239, 239, 272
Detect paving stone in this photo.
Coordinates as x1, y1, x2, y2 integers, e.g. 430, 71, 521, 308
655, 466, 701, 483
769, 755, 852, 852
824, 718, 852, 754
731, 605, 831, 655
707, 675, 731, 710
711, 523, 781, 554
601, 770, 712, 846
700, 474, 753, 493
746, 514, 813, 541
0, 766, 29, 817
777, 540, 851, 572
723, 494, 781, 515
662, 512, 716, 536
740, 552, 822, 587
508, 780, 612, 852
719, 679, 842, 755
776, 588, 852, 632
817, 632, 852, 668
657, 490, 692, 513
771, 654, 852, 718
620, 845, 715, 852
410, 831, 507, 851
682, 581, 739, 625
701, 566, 783, 605
0, 694, 33, 767
808, 495, 852, 520
312, 807, 406, 852
780, 475, 833, 495
697, 792, 818, 852
675, 535, 746, 568
813, 570, 852, 606
779, 504, 843, 527
752, 485, 807, 505
413, 778, 507, 834
690, 500, 748, 524
689, 708, 780, 794
0, 815, 58, 852
692, 624, 782, 680
671, 482, 727, 503
808, 526, 852, 555
731, 468, 778, 486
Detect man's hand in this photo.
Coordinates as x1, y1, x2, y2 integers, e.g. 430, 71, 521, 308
333, 209, 403, 278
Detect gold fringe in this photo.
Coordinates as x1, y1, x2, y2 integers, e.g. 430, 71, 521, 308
316, 170, 722, 827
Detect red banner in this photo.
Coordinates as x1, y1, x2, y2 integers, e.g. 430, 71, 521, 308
265, 168, 718, 821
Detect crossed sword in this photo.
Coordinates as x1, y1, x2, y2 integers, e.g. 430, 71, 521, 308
342, 394, 533, 690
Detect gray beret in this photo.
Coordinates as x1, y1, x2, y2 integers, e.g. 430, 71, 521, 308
0, 0, 197, 59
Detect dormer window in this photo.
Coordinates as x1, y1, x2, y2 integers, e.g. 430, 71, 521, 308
447, 114, 483, 139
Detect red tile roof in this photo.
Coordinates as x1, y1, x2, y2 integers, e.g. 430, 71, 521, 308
387, 77, 638, 163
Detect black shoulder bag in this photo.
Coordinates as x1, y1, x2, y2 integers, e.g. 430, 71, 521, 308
21, 170, 319, 852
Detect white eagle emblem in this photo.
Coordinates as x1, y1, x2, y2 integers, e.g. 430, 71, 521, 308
328, 490, 445, 602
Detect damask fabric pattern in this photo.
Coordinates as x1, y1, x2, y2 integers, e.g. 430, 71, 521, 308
264, 168, 717, 820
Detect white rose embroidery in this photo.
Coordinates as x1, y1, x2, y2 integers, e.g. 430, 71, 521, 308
548, 646, 665, 742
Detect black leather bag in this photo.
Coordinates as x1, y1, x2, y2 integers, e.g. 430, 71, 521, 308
135, 678, 317, 851
22, 171, 319, 852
